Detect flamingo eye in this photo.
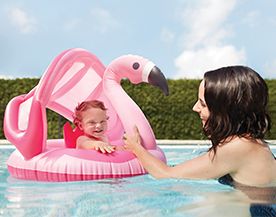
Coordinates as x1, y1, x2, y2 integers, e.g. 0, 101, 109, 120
132, 62, 140, 70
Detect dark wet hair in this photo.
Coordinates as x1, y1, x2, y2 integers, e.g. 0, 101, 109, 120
203, 66, 271, 154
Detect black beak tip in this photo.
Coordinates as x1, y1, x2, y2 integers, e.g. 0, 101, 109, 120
164, 88, 169, 96
148, 66, 169, 96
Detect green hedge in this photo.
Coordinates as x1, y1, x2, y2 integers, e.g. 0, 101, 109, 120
1, 78, 275, 139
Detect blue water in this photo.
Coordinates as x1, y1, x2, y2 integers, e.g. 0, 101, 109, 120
0, 146, 275, 217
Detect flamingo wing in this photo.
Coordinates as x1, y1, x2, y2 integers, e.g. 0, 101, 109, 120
4, 48, 123, 158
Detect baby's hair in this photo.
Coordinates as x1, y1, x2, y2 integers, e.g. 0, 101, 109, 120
73, 100, 107, 127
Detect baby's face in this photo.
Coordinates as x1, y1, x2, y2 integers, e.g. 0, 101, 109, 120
79, 107, 108, 139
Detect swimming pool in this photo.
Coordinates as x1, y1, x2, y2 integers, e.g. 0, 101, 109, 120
0, 144, 275, 217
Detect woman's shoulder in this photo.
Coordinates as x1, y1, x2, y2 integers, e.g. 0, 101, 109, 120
215, 137, 268, 163
219, 137, 267, 152
217, 137, 251, 154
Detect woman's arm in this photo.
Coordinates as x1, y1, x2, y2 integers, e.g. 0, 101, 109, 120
123, 126, 240, 179
125, 140, 173, 179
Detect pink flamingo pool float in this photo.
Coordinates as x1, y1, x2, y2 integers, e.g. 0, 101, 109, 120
4, 48, 169, 181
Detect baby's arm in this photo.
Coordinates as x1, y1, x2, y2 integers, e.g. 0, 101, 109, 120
76, 136, 115, 153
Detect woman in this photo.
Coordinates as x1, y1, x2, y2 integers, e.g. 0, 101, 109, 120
123, 65, 276, 187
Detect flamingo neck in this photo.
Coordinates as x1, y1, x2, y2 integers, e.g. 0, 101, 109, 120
103, 70, 156, 150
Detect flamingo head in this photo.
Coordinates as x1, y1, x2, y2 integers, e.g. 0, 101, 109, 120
106, 54, 169, 96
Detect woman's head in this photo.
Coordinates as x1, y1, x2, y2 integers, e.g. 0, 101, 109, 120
194, 65, 271, 151
73, 100, 108, 138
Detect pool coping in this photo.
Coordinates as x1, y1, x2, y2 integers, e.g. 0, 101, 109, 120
1, 139, 275, 149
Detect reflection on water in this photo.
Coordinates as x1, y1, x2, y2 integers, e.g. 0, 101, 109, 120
0, 147, 275, 217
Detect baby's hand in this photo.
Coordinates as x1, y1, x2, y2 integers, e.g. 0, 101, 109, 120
94, 142, 115, 154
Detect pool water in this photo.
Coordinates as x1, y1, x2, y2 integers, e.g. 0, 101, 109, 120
0, 146, 275, 217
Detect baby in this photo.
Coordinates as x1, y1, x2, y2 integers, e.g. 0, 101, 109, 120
73, 100, 115, 153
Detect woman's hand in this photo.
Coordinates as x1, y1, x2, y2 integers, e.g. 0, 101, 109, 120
123, 126, 143, 154
123, 125, 170, 179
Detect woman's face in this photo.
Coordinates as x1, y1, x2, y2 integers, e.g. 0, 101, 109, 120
193, 80, 210, 126
79, 107, 108, 139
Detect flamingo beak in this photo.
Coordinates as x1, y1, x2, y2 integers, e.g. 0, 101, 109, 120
148, 66, 169, 96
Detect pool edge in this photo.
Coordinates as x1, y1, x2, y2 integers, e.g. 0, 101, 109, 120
1, 139, 275, 148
